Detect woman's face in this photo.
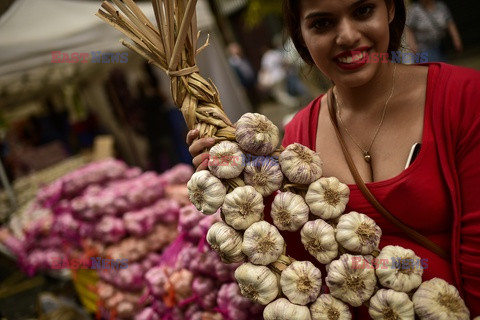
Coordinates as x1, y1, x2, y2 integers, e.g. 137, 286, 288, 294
299, 0, 394, 88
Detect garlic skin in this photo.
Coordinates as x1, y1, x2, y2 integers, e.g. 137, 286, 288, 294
335, 211, 381, 255
206, 221, 246, 263
326, 254, 377, 307
271, 191, 309, 231
187, 170, 226, 215
412, 278, 470, 320
243, 156, 284, 197
242, 221, 285, 265
301, 219, 338, 264
234, 262, 279, 305
235, 113, 280, 156
208, 141, 245, 179
221, 186, 264, 230
263, 298, 312, 320
310, 294, 352, 320
375, 245, 423, 292
280, 260, 322, 305
279, 143, 323, 185
305, 177, 349, 220
368, 289, 414, 320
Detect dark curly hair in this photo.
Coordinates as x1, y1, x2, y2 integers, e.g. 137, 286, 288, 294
283, 0, 406, 65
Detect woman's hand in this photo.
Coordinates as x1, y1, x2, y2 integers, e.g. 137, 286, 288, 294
186, 129, 216, 171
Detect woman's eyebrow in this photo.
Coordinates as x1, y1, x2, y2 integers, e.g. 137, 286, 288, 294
304, 0, 369, 20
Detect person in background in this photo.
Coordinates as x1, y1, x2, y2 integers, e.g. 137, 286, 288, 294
405, 0, 463, 62
226, 42, 259, 108
186, 0, 480, 317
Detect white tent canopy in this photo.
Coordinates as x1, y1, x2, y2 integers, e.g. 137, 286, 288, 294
0, 0, 251, 121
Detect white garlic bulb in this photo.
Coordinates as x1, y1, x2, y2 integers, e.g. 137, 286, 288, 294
187, 170, 226, 214
310, 294, 352, 320
221, 185, 264, 230
243, 156, 284, 197
279, 143, 323, 185
335, 211, 381, 255
242, 221, 285, 265
206, 221, 246, 263
235, 113, 280, 156
271, 191, 309, 231
368, 289, 414, 320
305, 177, 349, 220
412, 278, 470, 320
280, 260, 322, 305
301, 219, 338, 264
208, 141, 245, 179
263, 298, 312, 320
375, 245, 423, 292
325, 254, 377, 307
234, 262, 279, 305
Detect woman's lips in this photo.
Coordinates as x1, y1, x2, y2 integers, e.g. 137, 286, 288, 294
334, 48, 371, 70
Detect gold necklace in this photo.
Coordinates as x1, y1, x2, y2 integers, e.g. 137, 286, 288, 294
334, 63, 396, 164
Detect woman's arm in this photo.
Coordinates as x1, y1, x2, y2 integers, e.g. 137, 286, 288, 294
405, 27, 419, 54
447, 20, 463, 53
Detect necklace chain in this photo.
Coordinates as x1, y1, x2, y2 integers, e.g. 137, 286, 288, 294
334, 63, 397, 163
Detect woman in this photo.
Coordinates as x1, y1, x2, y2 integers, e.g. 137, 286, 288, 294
187, 0, 480, 316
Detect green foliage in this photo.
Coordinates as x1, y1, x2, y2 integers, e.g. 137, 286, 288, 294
244, 0, 282, 29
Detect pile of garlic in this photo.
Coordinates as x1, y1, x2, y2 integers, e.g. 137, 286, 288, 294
187, 112, 471, 320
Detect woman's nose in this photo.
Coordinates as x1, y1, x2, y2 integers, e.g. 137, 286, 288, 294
336, 18, 361, 48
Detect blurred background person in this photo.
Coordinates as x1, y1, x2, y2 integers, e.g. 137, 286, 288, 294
406, 0, 463, 62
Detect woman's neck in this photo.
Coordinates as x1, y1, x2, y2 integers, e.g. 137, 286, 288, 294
334, 63, 397, 115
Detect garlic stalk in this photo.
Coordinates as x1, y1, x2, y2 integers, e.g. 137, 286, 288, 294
221, 185, 264, 230
280, 260, 322, 305
301, 219, 338, 264
368, 289, 414, 320
208, 141, 245, 179
187, 170, 226, 215
375, 245, 423, 292
325, 254, 377, 307
271, 191, 309, 231
412, 278, 470, 320
279, 143, 323, 185
206, 221, 246, 263
305, 177, 349, 220
310, 294, 352, 320
243, 156, 284, 197
235, 113, 280, 156
335, 211, 381, 255
242, 221, 285, 265
234, 262, 279, 305
263, 298, 312, 320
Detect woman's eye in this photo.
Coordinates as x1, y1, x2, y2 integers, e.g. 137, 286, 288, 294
311, 18, 334, 31
354, 4, 375, 18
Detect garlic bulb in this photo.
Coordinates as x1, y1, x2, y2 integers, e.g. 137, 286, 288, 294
187, 170, 226, 215
301, 219, 338, 264
280, 260, 322, 305
242, 221, 285, 265
208, 141, 245, 179
305, 177, 349, 220
234, 262, 279, 305
221, 185, 264, 230
263, 298, 312, 320
235, 113, 280, 156
310, 294, 352, 320
368, 289, 414, 320
335, 211, 381, 255
271, 191, 309, 231
206, 221, 246, 263
279, 143, 323, 185
375, 245, 423, 292
412, 278, 470, 320
325, 254, 377, 307
243, 156, 284, 197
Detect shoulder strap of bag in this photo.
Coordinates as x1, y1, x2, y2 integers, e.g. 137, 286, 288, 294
327, 89, 450, 260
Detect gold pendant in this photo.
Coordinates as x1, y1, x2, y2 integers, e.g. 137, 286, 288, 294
364, 151, 371, 163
